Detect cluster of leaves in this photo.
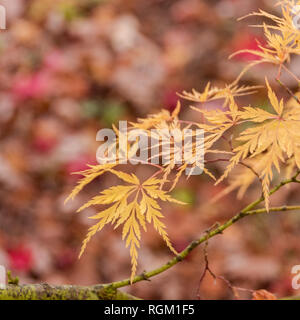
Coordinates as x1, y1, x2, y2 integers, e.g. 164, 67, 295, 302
231, 0, 300, 78
66, 0, 300, 281
66, 167, 183, 282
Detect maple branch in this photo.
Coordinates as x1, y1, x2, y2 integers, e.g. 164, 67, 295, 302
106, 171, 300, 290
1, 173, 299, 300
0, 284, 140, 300
1, 208, 298, 301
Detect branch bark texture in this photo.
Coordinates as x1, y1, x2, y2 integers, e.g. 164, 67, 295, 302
1, 172, 299, 300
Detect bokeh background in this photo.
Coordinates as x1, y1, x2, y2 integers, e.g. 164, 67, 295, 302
0, 0, 300, 299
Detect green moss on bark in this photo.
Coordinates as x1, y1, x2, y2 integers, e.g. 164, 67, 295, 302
0, 284, 140, 300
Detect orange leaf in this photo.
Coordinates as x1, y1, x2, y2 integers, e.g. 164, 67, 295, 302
252, 290, 277, 300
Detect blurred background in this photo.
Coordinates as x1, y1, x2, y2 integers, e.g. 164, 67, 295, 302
0, 0, 300, 299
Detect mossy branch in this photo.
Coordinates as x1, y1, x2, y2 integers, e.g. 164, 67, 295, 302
0, 284, 140, 300
0, 172, 299, 300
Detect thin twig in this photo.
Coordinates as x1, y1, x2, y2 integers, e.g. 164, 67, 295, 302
282, 64, 300, 84
276, 78, 300, 105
